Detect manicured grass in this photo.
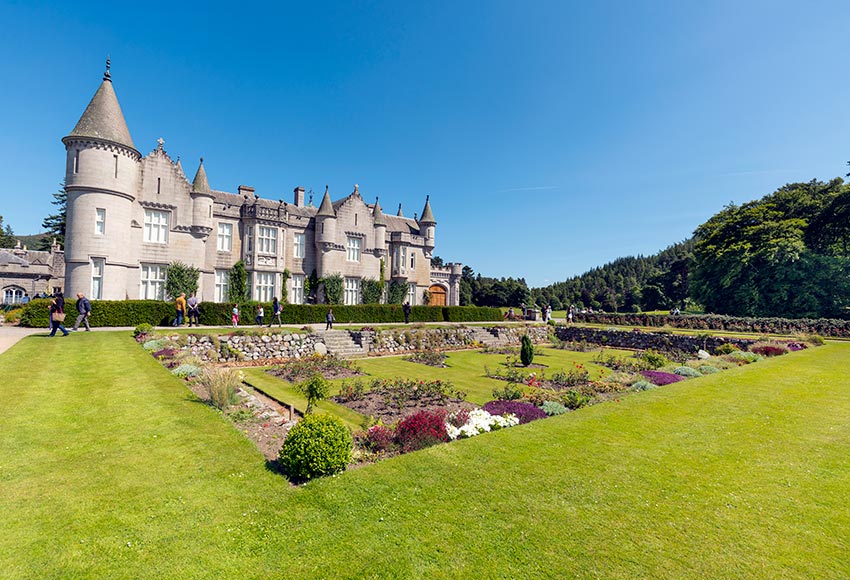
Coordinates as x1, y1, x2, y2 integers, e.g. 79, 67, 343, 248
2, 332, 849, 578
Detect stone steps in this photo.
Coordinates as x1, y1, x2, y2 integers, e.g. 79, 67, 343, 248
314, 330, 368, 358
468, 327, 513, 347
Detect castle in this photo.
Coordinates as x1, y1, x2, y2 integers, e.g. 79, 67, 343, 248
61, 61, 462, 306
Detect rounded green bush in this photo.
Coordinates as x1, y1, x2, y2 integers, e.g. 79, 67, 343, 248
673, 366, 702, 377
279, 414, 352, 481
134, 323, 154, 338
632, 380, 654, 391
541, 401, 569, 416
698, 365, 720, 374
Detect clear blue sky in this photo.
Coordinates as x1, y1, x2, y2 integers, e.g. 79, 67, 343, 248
1, 1, 848, 287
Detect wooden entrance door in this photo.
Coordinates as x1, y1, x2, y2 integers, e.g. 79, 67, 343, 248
428, 284, 447, 306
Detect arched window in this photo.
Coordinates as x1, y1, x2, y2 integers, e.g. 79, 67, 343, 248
3, 286, 26, 305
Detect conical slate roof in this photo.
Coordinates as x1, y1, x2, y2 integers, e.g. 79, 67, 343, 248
317, 186, 336, 217
419, 195, 436, 224
372, 197, 386, 226
397, 203, 404, 217
192, 158, 211, 193
67, 63, 136, 150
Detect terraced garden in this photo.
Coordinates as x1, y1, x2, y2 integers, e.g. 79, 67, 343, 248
1, 331, 848, 578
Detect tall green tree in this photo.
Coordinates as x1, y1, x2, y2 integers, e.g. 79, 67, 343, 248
165, 261, 200, 299
0, 215, 15, 248
38, 184, 67, 250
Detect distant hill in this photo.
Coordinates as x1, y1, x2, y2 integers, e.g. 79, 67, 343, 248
531, 239, 695, 312
13, 233, 50, 250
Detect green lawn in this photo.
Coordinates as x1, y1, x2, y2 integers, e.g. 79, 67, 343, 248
2, 332, 848, 578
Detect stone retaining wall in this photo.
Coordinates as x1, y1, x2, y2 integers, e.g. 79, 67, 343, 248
554, 326, 754, 354
183, 332, 324, 363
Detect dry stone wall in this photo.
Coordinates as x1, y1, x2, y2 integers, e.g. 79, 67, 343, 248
554, 326, 754, 354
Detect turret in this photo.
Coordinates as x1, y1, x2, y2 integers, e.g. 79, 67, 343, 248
373, 197, 387, 249
314, 186, 336, 277
190, 158, 214, 236
61, 58, 140, 299
418, 195, 436, 251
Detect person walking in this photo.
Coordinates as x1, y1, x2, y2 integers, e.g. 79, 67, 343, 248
48, 293, 69, 337
173, 292, 187, 326
71, 292, 91, 331
268, 297, 283, 327
231, 304, 240, 327
325, 308, 335, 330
403, 301, 411, 324
187, 293, 200, 327
255, 304, 264, 326
568, 304, 574, 324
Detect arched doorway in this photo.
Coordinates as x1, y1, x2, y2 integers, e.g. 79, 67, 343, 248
428, 284, 447, 306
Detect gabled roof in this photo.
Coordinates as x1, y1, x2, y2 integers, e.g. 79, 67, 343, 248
317, 186, 336, 217
66, 61, 136, 150
192, 158, 211, 193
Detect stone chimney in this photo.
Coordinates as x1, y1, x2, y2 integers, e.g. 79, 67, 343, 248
293, 186, 305, 207
238, 185, 255, 198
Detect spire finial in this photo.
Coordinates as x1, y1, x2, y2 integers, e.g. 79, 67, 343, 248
103, 56, 111, 82
200, 156, 204, 164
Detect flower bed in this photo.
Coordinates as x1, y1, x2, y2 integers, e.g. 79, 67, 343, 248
266, 354, 363, 382
640, 370, 685, 386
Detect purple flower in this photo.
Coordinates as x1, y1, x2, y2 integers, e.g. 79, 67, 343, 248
640, 370, 684, 386
482, 400, 547, 424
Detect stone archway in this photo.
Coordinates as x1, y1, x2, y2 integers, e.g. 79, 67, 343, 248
428, 284, 447, 306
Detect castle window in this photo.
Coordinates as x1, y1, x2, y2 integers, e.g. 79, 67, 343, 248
245, 226, 253, 254
355, 214, 358, 226
254, 272, 275, 302
257, 226, 277, 254
157, 177, 161, 195
95, 208, 106, 236
394, 245, 407, 274
293, 233, 305, 259
143, 210, 169, 244
344, 277, 361, 305
410, 250, 415, 270
3, 286, 25, 305
408, 283, 417, 306
114, 155, 119, 178
290, 274, 305, 305
91, 258, 104, 300
346, 236, 361, 262
217, 222, 233, 252
215, 270, 230, 303
73, 150, 80, 174
140, 263, 166, 300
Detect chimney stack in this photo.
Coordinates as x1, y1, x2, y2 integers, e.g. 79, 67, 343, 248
294, 186, 305, 207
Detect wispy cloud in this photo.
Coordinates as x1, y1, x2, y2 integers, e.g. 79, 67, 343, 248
496, 185, 559, 193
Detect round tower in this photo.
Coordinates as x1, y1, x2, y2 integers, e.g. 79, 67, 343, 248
418, 195, 436, 253
314, 186, 337, 277
62, 59, 140, 299
372, 196, 387, 250
190, 158, 215, 237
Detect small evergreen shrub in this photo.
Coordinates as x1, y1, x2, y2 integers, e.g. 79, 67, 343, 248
482, 400, 547, 424
803, 333, 825, 346
133, 323, 154, 338
172, 363, 201, 378
728, 351, 763, 364
560, 389, 592, 410
520, 335, 534, 367
279, 414, 352, 481
698, 365, 720, 374
143, 338, 169, 351
640, 349, 670, 369
632, 380, 654, 391
673, 366, 702, 377
541, 401, 569, 416
714, 343, 738, 355
395, 410, 449, 452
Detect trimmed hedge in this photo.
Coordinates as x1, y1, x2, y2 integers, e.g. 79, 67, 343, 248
575, 312, 850, 338
19, 299, 502, 327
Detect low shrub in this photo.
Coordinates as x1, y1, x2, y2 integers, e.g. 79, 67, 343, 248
491, 382, 524, 401
785, 341, 808, 352
550, 363, 590, 387
143, 338, 169, 351
714, 343, 739, 355
279, 414, 352, 481
337, 379, 367, 402
395, 410, 449, 452
200, 367, 243, 410
482, 400, 547, 424
404, 351, 447, 367
152, 347, 179, 360
171, 363, 201, 378
541, 401, 569, 416
632, 380, 654, 391
698, 365, 720, 374
728, 351, 763, 364
673, 366, 702, 377
803, 333, 825, 346
365, 424, 396, 453
750, 342, 789, 357
560, 389, 592, 410
133, 323, 154, 338
640, 349, 671, 369
4, 308, 22, 324
640, 370, 685, 386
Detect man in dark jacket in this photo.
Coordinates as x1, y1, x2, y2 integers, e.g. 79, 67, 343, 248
72, 292, 92, 331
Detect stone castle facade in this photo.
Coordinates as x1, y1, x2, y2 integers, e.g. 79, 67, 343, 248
62, 61, 461, 306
